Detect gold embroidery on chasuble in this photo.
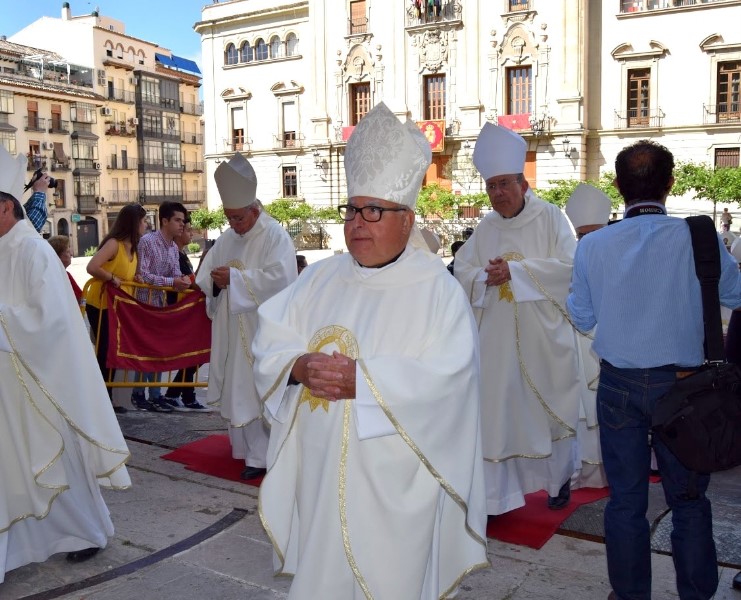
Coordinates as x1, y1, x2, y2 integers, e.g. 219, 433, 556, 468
226, 259, 245, 269
298, 325, 359, 413
497, 252, 523, 303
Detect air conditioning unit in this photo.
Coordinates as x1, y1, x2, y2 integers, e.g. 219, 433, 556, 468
131, 117, 139, 125
101, 107, 112, 116
94, 162, 101, 170
43, 142, 55, 150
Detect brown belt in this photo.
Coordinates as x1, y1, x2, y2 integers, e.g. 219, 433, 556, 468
676, 371, 695, 379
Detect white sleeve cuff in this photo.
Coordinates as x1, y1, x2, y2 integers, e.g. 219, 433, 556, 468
353, 364, 397, 440
509, 262, 547, 302
0, 319, 10, 353
228, 267, 258, 314
470, 270, 489, 308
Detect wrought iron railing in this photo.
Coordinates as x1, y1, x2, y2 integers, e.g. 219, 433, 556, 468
614, 108, 665, 128
406, 0, 462, 26
703, 103, 741, 125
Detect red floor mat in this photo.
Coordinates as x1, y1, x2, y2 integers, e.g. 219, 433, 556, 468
486, 487, 610, 550
161, 434, 263, 487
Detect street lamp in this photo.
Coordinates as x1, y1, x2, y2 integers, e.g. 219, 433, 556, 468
561, 137, 574, 158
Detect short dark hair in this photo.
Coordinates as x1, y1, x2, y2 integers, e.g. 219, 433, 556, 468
451, 240, 465, 255
0, 191, 25, 220
614, 140, 674, 205
158, 201, 187, 225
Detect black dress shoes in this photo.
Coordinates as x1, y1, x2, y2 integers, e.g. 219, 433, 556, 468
547, 481, 571, 510
240, 466, 267, 480
732, 571, 741, 590
66, 547, 100, 562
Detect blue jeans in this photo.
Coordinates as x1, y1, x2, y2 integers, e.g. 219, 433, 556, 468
132, 372, 161, 401
597, 362, 718, 600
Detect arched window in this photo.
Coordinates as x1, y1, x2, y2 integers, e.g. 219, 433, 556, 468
255, 38, 268, 61
286, 33, 299, 57
240, 41, 253, 63
269, 36, 281, 59
225, 43, 238, 65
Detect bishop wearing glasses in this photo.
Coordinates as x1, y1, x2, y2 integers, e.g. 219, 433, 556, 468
454, 123, 582, 516
252, 102, 487, 599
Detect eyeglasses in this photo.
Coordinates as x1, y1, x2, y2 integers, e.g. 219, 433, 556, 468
485, 178, 519, 192
338, 204, 408, 222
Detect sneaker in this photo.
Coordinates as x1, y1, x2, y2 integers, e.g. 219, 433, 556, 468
131, 394, 155, 411
163, 396, 185, 410
180, 400, 213, 413
149, 397, 174, 413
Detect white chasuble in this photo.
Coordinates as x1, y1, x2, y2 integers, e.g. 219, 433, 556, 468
572, 329, 608, 489
454, 194, 582, 514
195, 213, 296, 461
0, 219, 130, 582
253, 247, 488, 600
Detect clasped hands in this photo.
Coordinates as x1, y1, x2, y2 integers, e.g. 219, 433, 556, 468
291, 351, 356, 402
484, 257, 511, 286
211, 266, 231, 289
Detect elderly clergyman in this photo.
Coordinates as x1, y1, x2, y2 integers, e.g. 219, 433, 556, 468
454, 123, 582, 514
253, 102, 488, 599
0, 145, 130, 580
196, 153, 296, 481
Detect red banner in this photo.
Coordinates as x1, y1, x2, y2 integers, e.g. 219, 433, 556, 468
106, 286, 211, 371
416, 120, 445, 152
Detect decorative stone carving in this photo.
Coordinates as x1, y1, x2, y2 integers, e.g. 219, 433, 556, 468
342, 45, 374, 82
419, 28, 448, 73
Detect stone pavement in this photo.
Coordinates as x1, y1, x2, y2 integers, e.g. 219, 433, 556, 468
3, 399, 740, 600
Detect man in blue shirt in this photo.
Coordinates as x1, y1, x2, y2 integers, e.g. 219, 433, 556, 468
567, 140, 741, 600
23, 172, 51, 234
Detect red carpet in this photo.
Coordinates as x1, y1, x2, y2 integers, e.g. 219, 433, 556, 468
486, 487, 610, 550
161, 434, 263, 487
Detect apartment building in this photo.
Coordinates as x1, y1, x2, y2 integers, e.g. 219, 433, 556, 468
10, 2, 205, 251
196, 0, 741, 217
0, 37, 104, 253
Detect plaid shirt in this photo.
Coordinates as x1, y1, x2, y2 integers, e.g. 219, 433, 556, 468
24, 192, 47, 233
136, 230, 182, 306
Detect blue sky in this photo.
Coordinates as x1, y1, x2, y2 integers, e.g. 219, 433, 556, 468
1, 0, 206, 66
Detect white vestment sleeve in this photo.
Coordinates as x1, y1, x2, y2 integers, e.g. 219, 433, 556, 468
228, 266, 258, 314
0, 312, 11, 352
353, 362, 397, 440
509, 262, 547, 302
470, 270, 489, 308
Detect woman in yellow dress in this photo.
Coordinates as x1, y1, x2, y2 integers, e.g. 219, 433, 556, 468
85, 203, 147, 413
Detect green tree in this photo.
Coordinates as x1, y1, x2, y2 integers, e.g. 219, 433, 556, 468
190, 206, 227, 236
671, 161, 741, 222
262, 198, 313, 224
416, 183, 458, 220
535, 173, 622, 209
312, 206, 343, 222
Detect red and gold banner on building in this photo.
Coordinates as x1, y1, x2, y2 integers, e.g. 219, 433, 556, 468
416, 120, 445, 153
106, 286, 211, 371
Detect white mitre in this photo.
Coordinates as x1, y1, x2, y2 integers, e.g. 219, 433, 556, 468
214, 152, 257, 209
344, 101, 432, 208
0, 145, 28, 202
565, 183, 612, 229
472, 122, 526, 180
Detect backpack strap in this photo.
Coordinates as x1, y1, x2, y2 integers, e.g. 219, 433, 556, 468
685, 215, 724, 363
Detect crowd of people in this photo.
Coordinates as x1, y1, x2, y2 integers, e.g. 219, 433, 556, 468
1, 102, 740, 599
